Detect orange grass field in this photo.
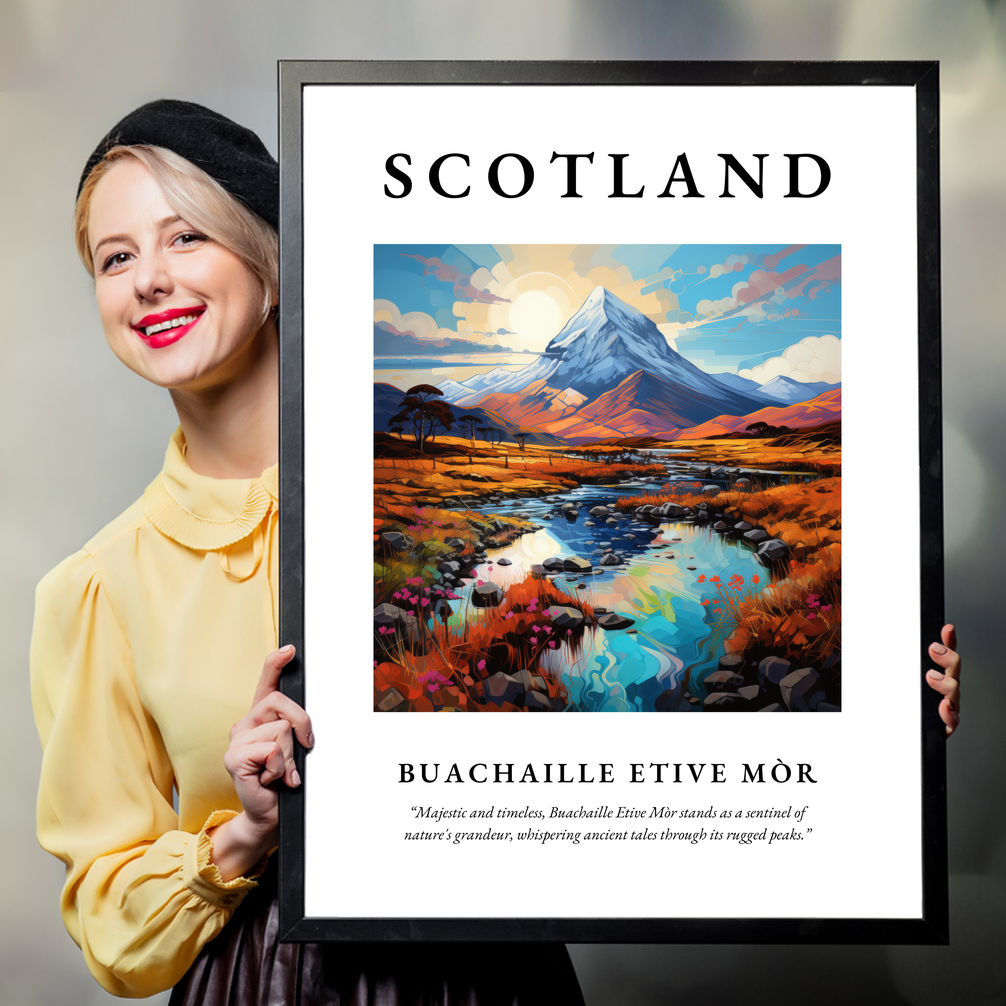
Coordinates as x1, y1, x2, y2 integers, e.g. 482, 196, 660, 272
617, 478, 842, 668
375, 576, 595, 712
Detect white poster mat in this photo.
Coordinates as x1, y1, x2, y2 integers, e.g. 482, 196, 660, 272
300, 84, 919, 921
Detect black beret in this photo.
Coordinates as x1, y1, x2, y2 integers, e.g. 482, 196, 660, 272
78, 99, 278, 228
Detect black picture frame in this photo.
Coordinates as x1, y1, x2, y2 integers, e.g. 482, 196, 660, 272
277, 60, 945, 944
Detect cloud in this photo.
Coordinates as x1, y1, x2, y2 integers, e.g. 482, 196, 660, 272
738, 334, 841, 384
374, 299, 504, 350
400, 253, 511, 305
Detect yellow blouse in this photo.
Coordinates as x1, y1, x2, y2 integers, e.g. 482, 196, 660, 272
31, 429, 279, 998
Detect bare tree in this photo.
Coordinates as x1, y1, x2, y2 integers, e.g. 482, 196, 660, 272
458, 414, 482, 449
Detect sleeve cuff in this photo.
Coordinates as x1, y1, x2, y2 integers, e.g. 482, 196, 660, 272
182, 810, 269, 909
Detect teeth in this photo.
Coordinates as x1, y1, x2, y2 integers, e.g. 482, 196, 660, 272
142, 313, 199, 337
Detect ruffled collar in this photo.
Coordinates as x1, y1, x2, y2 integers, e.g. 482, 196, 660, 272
143, 428, 278, 551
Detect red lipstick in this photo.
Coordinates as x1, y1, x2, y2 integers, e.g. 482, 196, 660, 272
132, 306, 205, 349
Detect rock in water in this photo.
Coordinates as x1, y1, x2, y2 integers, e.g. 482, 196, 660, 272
597, 612, 635, 630
544, 605, 585, 630
471, 582, 504, 607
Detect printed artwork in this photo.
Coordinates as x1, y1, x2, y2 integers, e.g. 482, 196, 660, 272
373, 244, 841, 712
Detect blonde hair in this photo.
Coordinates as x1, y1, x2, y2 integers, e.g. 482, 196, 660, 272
75, 145, 278, 323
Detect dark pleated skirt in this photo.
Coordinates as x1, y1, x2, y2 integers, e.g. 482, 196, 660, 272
169, 869, 584, 1006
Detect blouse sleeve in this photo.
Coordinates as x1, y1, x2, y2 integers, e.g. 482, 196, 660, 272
30, 549, 262, 998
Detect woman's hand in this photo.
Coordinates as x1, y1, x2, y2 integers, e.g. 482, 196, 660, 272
926, 624, 961, 738
209, 645, 314, 881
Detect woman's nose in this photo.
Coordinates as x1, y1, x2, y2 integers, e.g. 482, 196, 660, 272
133, 249, 173, 302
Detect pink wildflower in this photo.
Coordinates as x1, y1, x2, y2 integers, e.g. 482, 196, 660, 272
530, 636, 538, 644
477, 659, 486, 670
420, 598, 430, 607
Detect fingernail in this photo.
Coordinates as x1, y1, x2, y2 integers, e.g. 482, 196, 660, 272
927, 670, 944, 679
931, 643, 947, 654
307, 732, 315, 748
292, 768, 301, 787
280, 644, 295, 654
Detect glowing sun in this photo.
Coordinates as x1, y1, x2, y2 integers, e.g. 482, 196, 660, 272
507, 291, 564, 348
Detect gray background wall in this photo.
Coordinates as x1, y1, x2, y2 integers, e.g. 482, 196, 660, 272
1, 2, 1002, 1003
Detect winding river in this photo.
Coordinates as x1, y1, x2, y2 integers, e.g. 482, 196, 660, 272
444, 471, 798, 712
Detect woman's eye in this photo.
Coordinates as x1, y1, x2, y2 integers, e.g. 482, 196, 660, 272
101, 251, 131, 272
173, 231, 207, 248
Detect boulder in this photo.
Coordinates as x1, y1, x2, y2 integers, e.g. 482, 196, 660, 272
756, 539, 790, 566
605, 518, 619, 525
701, 485, 720, 497
541, 514, 553, 520
529, 564, 548, 578
712, 521, 730, 532
373, 602, 416, 632
732, 521, 754, 533
599, 553, 620, 566
737, 685, 761, 701
597, 612, 635, 630
734, 478, 752, 489
743, 528, 770, 544
544, 605, 585, 630
525, 690, 552, 711
719, 653, 746, 673
583, 521, 595, 527
471, 582, 504, 607
759, 655, 793, 688
563, 556, 592, 573
653, 501, 687, 518
780, 666, 823, 711
446, 537, 466, 549
484, 672, 523, 705
376, 688, 407, 712
703, 671, 745, 693
542, 557, 566, 572
381, 531, 414, 551
437, 560, 461, 575
561, 502, 578, 512
496, 557, 512, 566
589, 506, 610, 517
513, 668, 535, 693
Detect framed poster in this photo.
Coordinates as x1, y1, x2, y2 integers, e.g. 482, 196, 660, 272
277, 61, 946, 943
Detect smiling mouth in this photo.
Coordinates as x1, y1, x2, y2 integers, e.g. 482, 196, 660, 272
135, 308, 205, 338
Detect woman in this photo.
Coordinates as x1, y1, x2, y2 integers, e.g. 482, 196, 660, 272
33, 99, 963, 1003
31, 100, 586, 1003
